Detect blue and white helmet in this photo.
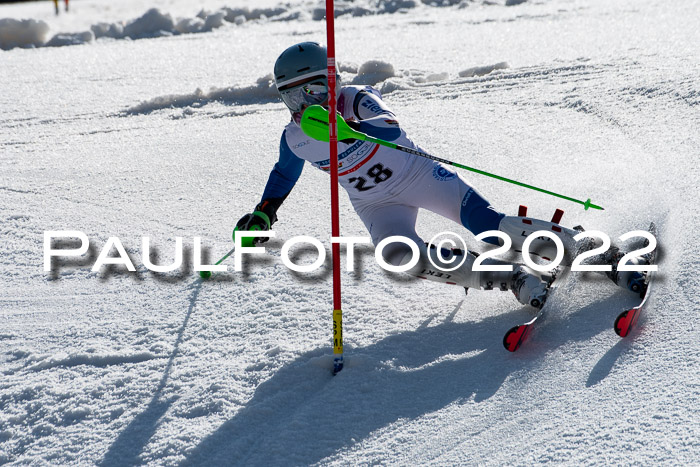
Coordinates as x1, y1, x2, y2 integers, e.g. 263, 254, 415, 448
274, 42, 337, 115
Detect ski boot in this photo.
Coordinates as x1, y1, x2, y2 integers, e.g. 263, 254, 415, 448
601, 246, 651, 295
510, 266, 550, 309
400, 244, 551, 309
468, 265, 551, 309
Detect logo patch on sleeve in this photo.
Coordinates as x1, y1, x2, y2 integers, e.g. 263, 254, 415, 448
433, 165, 457, 181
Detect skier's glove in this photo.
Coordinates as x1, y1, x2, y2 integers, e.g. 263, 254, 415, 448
234, 197, 284, 245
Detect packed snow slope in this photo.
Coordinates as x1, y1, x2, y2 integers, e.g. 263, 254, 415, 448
1, 0, 699, 465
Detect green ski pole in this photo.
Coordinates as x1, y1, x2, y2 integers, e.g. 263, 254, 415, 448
300, 105, 604, 211
198, 246, 235, 279
198, 227, 260, 279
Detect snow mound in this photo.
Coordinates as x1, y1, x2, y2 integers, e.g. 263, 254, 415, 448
351, 60, 396, 86
342, 60, 447, 92
0, 18, 49, 50
458, 61, 509, 77
125, 59, 514, 115
0, 0, 484, 51
125, 74, 279, 115
338, 62, 359, 74
0, 7, 229, 50
45, 30, 94, 47
25, 352, 160, 372
221, 6, 287, 23
173, 10, 227, 34
126, 60, 401, 115
312, 0, 418, 19
90, 22, 125, 39
121, 8, 175, 39
91, 8, 183, 40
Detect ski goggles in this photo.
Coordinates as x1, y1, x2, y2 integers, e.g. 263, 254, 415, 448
278, 76, 329, 113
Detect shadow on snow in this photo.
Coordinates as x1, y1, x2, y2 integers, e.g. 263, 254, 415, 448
179, 290, 637, 465
99, 281, 202, 467
96, 272, 645, 465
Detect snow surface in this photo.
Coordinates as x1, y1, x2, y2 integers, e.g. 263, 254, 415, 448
1, 0, 699, 465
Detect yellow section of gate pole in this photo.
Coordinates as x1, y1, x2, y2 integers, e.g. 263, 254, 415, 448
333, 309, 343, 354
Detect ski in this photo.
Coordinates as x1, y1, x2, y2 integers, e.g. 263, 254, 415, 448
614, 222, 658, 337
503, 311, 542, 353
502, 205, 573, 352
503, 267, 570, 352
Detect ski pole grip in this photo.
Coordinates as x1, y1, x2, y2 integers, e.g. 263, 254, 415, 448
231, 226, 261, 248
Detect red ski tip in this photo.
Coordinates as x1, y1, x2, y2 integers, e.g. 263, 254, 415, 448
504, 324, 530, 352
614, 307, 641, 337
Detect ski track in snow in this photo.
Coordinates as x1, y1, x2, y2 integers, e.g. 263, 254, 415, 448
1, 0, 699, 465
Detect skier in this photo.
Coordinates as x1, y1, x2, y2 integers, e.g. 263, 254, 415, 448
236, 42, 645, 308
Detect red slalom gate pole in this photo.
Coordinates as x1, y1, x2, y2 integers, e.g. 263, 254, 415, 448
326, 0, 344, 375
